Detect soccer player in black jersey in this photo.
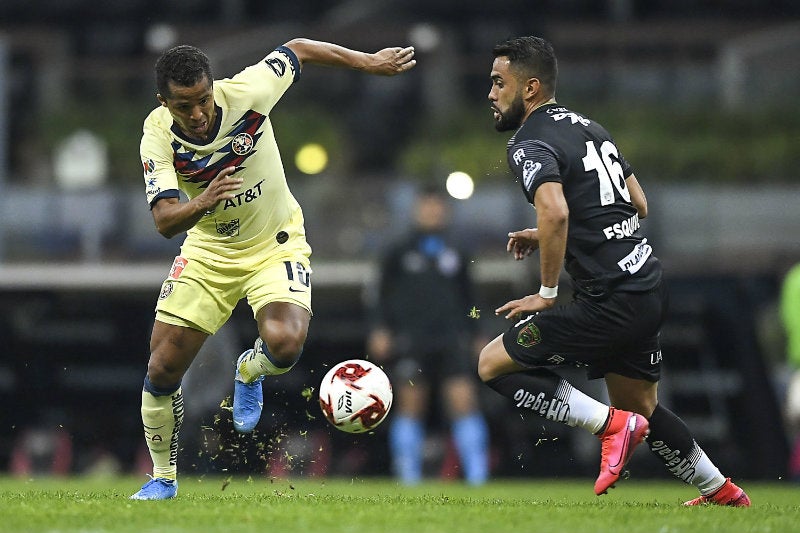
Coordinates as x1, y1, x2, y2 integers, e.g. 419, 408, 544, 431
477, 36, 750, 506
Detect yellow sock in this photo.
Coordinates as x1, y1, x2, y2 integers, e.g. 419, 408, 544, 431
141, 388, 183, 480
237, 339, 294, 383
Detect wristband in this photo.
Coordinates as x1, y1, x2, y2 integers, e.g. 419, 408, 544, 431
538, 285, 558, 299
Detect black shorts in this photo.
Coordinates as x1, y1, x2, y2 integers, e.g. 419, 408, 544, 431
502, 281, 668, 382
388, 338, 476, 385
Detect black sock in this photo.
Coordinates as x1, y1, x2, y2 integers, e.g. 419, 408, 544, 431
647, 403, 702, 483
483, 368, 603, 427
484, 368, 562, 404
485, 368, 615, 433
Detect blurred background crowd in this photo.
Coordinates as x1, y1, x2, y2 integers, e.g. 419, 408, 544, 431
1, 1, 800, 484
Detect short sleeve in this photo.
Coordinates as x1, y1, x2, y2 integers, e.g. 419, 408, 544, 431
140, 111, 180, 207
507, 139, 561, 204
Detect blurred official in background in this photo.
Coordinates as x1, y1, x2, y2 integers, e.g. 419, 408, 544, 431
367, 186, 489, 485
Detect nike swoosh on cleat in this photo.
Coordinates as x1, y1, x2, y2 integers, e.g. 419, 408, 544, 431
609, 439, 630, 471
609, 419, 637, 471
288, 287, 306, 293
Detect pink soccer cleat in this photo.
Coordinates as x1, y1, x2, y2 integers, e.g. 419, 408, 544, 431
594, 407, 650, 495
683, 478, 751, 507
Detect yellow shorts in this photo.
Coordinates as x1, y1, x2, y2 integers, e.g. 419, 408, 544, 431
155, 249, 312, 335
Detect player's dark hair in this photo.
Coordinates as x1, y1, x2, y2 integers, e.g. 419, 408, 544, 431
155, 45, 213, 98
493, 36, 557, 97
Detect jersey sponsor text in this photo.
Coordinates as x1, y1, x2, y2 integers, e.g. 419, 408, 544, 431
602, 213, 641, 240
617, 239, 652, 274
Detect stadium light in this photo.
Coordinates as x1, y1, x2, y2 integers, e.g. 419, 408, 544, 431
295, 143, 328, 175
445, 171, 474, 200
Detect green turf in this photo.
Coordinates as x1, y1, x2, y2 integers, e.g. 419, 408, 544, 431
0, 475, 797, 533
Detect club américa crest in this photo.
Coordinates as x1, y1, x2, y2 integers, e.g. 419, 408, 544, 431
231, 132, 254, 155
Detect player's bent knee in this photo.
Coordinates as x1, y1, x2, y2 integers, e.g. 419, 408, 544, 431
257, 334, 304, 373
265, 336, 303, 363
145, 360, 183, 389
261, 320, 307, 359
477, 338, 519, 383
477, 355, 497, 383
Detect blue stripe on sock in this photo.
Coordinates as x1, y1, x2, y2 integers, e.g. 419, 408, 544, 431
257, 339, 301, 369
143, 375, 180, 396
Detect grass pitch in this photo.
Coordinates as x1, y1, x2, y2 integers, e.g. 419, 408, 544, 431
1, 475, 798, 533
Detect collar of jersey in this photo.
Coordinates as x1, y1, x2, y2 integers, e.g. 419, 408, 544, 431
531, 99, 558, 116
171, 103, 223, 146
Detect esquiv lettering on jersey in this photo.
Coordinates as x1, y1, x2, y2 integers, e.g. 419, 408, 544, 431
602, 213, 641, 240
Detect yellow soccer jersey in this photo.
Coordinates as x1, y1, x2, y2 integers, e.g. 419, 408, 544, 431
140, 46, 310, 265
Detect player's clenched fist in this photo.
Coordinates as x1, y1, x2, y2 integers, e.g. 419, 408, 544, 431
198, 166, 243, 207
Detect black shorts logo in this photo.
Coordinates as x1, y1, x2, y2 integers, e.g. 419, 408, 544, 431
517, 322, 541, 348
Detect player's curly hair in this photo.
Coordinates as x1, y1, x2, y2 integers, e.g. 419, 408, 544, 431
155, 45, 213, 98
493, 36, 558, 97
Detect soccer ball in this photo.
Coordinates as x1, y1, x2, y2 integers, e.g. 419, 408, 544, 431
318, 359, 393, 433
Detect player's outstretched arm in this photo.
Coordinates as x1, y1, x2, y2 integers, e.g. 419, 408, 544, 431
284, 38, 416, 75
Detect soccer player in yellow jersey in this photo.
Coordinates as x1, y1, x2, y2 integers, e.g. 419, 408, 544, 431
131, 39, 416, 500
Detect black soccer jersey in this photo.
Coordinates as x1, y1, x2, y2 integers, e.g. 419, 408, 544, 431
507, 103, 661, 296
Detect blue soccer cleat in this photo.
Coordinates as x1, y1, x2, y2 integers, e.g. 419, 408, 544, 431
233, 349, 265, 433
130, 476, 177, 500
